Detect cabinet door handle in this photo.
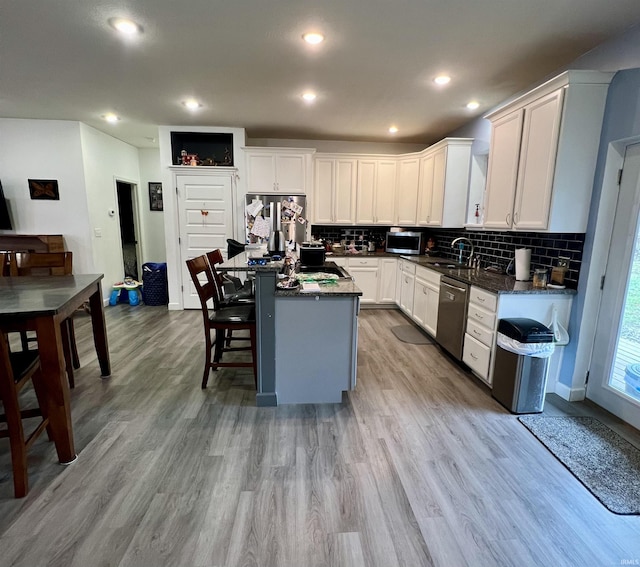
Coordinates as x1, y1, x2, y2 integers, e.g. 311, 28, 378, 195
473, 328, 482, 336
423, 288, 427, 294
470, 352, 478, 360
476, 296, 485, 302
513, 211, 519, 225
506, 212, 511, 225
475, 312, 483, 320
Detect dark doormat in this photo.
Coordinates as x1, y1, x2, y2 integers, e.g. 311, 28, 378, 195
519, 415, 640, 514
390, 325, 433, 345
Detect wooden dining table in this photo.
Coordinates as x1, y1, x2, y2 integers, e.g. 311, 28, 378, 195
0, 274, 110, 464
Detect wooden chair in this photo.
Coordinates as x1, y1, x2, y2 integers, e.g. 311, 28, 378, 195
206, 249, 254, 302
8, 252, 80, 388
186, 255, 257, 389
0, 332, 50, 497
206, 249, 255, 347
0, 252, 9, 276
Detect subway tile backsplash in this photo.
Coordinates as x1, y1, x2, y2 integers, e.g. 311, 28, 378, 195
311, 225, 585, 288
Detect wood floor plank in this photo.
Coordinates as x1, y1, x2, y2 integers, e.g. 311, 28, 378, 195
1, 305, 640, 567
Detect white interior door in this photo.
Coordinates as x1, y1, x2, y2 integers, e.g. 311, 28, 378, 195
587, 142, 640, 429
177, 174, 234, 309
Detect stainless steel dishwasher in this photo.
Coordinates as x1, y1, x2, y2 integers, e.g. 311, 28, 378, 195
436, 276, 470, 361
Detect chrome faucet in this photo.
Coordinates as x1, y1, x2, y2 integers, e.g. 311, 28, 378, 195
451, 237, 475, 266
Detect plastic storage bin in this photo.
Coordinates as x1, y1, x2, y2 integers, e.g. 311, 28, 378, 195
492, 318, 555, 414
141, 262, 168, 306
624, 363, 640, 398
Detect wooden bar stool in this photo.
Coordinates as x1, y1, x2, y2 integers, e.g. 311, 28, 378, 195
0, 332, 50, 498
186, 255, 257, 389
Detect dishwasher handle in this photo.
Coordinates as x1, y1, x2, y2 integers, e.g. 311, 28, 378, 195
441, 280, 468, 294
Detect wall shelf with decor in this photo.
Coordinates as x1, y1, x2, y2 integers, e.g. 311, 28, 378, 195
170, 131, 234, 166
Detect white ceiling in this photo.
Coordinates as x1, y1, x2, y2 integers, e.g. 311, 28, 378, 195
2, 1, 640, 149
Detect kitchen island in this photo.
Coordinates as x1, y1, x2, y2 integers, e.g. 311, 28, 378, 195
217, 252, 363, 406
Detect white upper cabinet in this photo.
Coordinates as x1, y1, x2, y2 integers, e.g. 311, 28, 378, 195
417, 138, 472, 228
482, 111, 524, 229
313, 156, 357, 224
483, 71, 613, 232
356, 160, 376, 224
245, 148, 314, 194
396, 156, 420, 225
313, 158, 334, 224
356, 158, 397, 225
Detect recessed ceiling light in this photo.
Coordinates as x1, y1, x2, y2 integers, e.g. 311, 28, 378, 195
302, 32, 324, 45
433, 75, 451, 85
466, 101, 480, 110
302, 92, 317, 102
389, 126, 399, 134
108, 18, 143, 35
102, 113, 120, 123
182, 99, 202, 110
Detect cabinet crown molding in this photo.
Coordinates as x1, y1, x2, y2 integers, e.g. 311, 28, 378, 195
314, 137, 473, 161
485, 70, 614, 122
243, 146, 316, 154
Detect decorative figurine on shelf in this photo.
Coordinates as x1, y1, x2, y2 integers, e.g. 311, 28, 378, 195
475, 203, 481, 224
179, 149, 200, 166
223, 147, 232, 165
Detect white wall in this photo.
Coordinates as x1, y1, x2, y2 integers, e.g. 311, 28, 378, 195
137, 148, 166, 263
0, 119, 94, 272
80, 124, 141, 296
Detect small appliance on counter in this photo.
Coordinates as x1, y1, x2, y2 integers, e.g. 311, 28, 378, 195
300, 242, 326, 267
385, 231, 424, 255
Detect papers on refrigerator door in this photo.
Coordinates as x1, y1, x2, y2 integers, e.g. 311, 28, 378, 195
282, 200, 303, 215
250, 215, 271, 239
246, 199, 264, 217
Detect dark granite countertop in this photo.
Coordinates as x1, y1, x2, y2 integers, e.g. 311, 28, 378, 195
217, 252, 362, 297
217, 251, 574, 296
276, 277, 363, 297
217, 251, 284, 272
400, 255, 577, 295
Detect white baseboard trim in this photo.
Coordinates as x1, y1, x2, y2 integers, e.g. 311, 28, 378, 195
555, 381, 586, 401
168, 301, 182, 311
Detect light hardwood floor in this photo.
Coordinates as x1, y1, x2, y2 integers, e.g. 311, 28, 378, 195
1, 305, 640, 566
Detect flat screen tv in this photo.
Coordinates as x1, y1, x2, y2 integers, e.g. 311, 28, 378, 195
0, 180, 13, 230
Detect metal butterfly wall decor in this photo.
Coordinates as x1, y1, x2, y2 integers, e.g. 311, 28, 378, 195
28, 179, 60, 200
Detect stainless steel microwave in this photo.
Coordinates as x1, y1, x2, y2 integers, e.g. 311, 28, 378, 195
385, 231, 424, 255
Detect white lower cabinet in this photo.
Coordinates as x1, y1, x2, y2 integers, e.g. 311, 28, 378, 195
413, 278, 429, 328
377, 258, 398, 303
348, 257, 379, 304
463, 286, 498, 385
424, 281, 440, 337
412, 265, 440, 336
399, 261, 416, 315
463, 335, 492, 379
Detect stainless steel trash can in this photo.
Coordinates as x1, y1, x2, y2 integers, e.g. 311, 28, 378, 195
492, 318, 554, 414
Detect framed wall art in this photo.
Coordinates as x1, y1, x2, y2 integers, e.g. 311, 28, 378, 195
28, 179, 59, 200
148, 182, 163, 211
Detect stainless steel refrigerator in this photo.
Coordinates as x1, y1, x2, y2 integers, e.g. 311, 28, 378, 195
245, 194, 308, 249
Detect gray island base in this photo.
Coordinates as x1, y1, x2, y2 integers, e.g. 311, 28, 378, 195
217, 252, 362, 406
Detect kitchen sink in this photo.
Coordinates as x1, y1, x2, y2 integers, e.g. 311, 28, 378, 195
431, 262, 474, 270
